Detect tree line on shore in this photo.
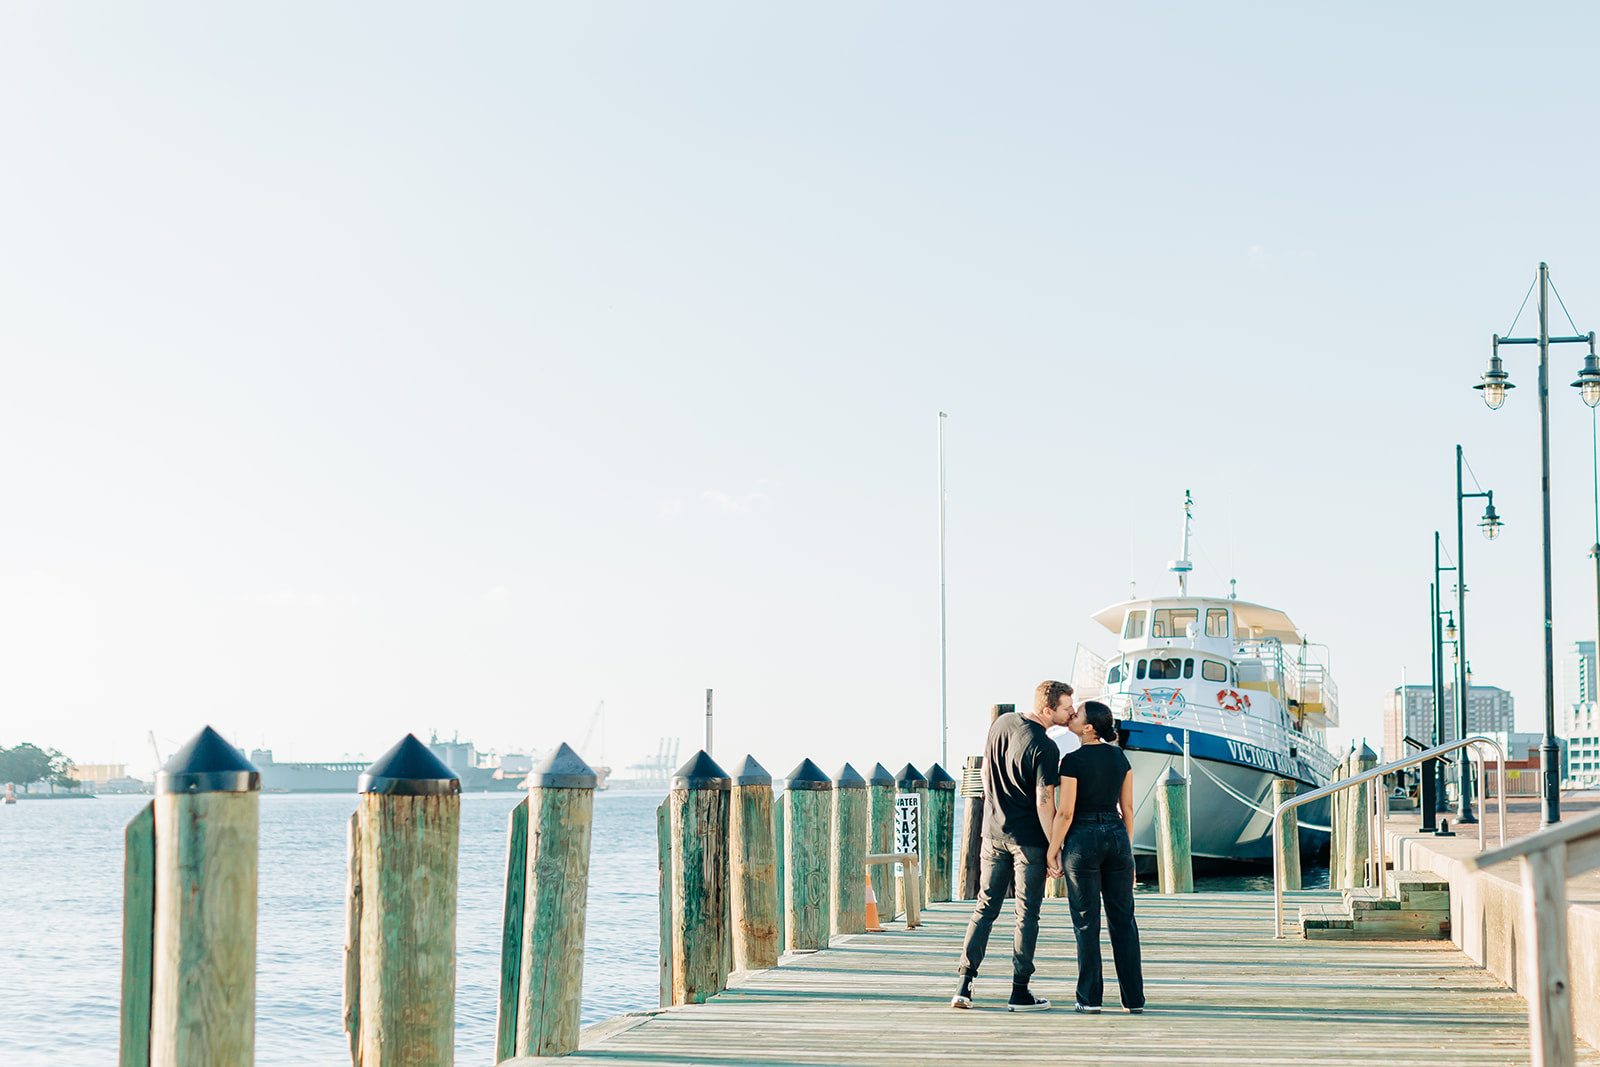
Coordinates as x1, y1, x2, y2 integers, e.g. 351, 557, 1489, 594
0, 743, 77, 787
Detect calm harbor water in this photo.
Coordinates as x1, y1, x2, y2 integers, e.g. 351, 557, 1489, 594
0, 791, 1324, 1065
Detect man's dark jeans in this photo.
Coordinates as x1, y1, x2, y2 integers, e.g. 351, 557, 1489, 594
956, 839, 1047, 983
1063, 812, 1144, 1010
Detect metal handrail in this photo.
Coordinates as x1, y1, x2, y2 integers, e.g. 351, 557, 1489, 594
1272, 735, 1506, 937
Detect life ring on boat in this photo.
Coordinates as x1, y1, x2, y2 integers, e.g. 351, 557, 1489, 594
1216, 689, 1250, 712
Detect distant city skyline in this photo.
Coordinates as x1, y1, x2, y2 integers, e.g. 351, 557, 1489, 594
8, 6, 1600, 778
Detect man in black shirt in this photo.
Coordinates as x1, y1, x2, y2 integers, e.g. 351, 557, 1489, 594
951, 679, 1073, 1012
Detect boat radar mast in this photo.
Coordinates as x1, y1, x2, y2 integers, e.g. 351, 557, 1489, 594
1167, 490, 1194, 595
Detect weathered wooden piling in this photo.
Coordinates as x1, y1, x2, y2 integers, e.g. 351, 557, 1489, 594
867, 764, 896, 919
148, 726, 260, 1067
1342, 744, 1375, 890
894, 764, 927, 917
669, 751, 731, 1004
656, 800, 671, 1008
783, 759, 832, 951
830, 764, 868, 936
730, 756, 779, 971
772, 799, 786, 951
1272, 777, 1301, 892
351, 734, 461, 1067
1329, 756, 1348, 890
925, 764, 956, 903
1154, 766, 1193, 894
957, 754, 984, 901
513, 743, 597, 1058
120, 800, 155, 1067
495, 796, 529, 1062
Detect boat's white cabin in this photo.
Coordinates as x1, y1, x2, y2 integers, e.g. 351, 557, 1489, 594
1089, 595, 1339, 731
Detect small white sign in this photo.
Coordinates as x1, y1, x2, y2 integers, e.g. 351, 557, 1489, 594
894, 793, 920, 873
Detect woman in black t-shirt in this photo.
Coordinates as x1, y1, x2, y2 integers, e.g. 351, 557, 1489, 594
1046, 700, 1145, 1013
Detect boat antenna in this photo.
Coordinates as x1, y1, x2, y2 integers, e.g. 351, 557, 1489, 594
1230, 578, 1237, 601
1167, 490, 1194, 596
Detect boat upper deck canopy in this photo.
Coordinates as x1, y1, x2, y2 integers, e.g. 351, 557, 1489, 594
1091, 596, 1302, 645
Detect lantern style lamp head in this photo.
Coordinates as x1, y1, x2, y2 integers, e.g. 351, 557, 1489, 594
1570, 335, 1600, 408
1480, 496, 1502, 540
1475, 337, 1514, 410
1445, 613, 1457, 643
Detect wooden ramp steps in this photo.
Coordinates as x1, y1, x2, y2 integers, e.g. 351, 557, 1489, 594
1300, 870, 1451, 940
502, 892, 1599, 1066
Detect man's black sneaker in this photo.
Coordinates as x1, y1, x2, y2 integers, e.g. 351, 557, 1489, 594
1126, 1006, 1144, 1014
1073, 1002, 1102, 1014
950, 977, 973, 1009
1007, 990, 1051, 1012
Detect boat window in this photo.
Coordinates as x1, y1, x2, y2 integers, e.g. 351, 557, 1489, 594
1124, 611, 1146, 639
1107, 663, 1122, 684
1206, 609, 1229, 638
1147, 657, 1183, 680
1183, 658, 1194, 679
1136, 659, 1147, 680
1152, 608, 1198, 638
1202, 660, 1227, 682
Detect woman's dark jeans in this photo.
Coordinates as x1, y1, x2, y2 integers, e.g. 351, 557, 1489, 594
1063, 813, 1144, 1010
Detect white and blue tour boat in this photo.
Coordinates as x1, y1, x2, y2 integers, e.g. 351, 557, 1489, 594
1070, 492, 1338, 867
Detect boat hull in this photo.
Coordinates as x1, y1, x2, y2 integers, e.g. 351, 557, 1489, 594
1117, 719, 1332, 864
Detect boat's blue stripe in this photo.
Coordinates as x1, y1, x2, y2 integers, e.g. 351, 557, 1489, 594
1119, 718, 1327, 787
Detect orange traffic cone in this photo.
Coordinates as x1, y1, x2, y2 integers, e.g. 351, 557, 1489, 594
864, 872, 886, 932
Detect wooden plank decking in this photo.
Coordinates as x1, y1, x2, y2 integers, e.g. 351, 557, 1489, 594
512, 892, 1600, 1066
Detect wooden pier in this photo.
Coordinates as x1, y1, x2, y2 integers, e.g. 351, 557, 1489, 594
508, 891, 1600, 1067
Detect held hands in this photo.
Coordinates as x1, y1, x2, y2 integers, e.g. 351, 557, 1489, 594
1046, 846, 1062, 879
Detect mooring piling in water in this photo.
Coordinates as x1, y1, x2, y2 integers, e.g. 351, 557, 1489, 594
924, 764, 956, 902
1272, 777, 1302, 891
120, 797, 156, 1067
783, 758, 832, 951
510, 742, 596, 1058
148, 726, 261, 1067
829, 764, 868, 936
1155, 766, 1193, 893
730, 756, 779, 971
349, 734, 461, 1067
1343, 744, 1376, 889
668, 750, 731, 1004
957, 754, 984, 901
866, 764, 896, 919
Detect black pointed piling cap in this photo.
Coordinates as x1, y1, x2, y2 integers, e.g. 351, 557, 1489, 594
731, 754, 771, 787
927, 763, 957, 790
785, 757, 831, 791
157, 725, 260, 795
527, 742, 597, 790
869, 762, 895, 787
1159, 766, 1188, 787
896, 763, 927, 789
1357, 741, 1377, 763
358, 734, 461, 796
833, 762, 866, 789
671, 750, 731, 791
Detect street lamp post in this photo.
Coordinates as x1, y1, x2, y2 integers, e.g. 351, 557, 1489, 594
1433, 532, 1457, 821
1453, 444, 1501, 825
1421, 579, 1439, 833
1477, 261, 1600, 826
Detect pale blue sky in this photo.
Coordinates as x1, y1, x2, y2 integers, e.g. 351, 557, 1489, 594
4, 4, 1600, 777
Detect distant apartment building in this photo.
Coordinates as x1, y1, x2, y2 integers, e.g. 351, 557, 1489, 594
1563, 640, 1597, 709
1560, 700, 1600, 786
1382, 684, 1515, 762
